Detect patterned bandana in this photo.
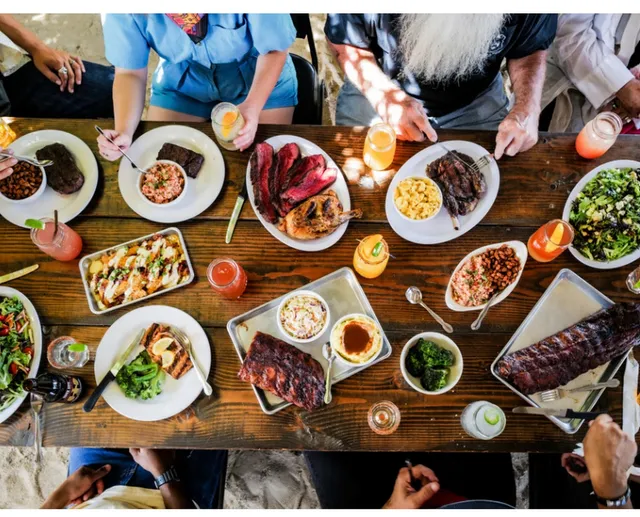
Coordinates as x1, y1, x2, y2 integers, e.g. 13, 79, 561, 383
166, 14, 208, 43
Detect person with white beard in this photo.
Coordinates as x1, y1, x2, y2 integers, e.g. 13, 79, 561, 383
325, 14, 557, 159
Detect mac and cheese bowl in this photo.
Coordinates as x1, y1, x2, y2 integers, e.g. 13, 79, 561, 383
393, 176, 442, 222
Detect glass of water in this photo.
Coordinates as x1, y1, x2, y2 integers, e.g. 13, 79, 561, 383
47, 336, 89, 369
460, 401, 506, 440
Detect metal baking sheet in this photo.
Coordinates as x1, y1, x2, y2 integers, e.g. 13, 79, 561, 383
78, 227, 195, 315
227, 267, 392, 415
491, 268, 626, 434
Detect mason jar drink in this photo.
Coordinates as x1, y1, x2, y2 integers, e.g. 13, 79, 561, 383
460, 401, 506, 440
211, 102, 244, 151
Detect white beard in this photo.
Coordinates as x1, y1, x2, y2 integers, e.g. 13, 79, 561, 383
397, 14, 507, 83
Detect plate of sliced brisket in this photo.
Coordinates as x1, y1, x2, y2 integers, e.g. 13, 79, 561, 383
246, 135, 358, 251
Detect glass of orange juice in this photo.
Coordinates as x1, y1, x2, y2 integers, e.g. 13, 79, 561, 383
363, 123, 396, 171
527, 219, 574, 262
353, 234, 389, 278
211, 102, 245, 151
0, 118, 16, 148
575, 112, 622, 159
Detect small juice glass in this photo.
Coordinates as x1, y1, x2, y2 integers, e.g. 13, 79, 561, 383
30, 218, 83, 261
353, 235, 389, 279
363, 123, 396, 171
527, 219, 574, 263
207, 258, 248, 299
368, 400, 401, 435
211, 103, 245, 151
575, 112, 623, 159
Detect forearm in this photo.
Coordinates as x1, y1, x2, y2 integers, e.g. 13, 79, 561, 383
507, 50, 547, 117
0, 14, 46, 54
159, 481, 195, 509
113, 68, 147, 137
41, 489, 68, 509
244, 50, 288, 111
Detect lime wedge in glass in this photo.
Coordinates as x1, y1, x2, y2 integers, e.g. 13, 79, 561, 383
634, 278, 640, 290
68, 343, 88, 353
24, 219, 45, 230
483, 407, 501, 426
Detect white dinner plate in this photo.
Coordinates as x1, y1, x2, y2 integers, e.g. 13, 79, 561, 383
445, 240, 528, 312
562, 159, 640, 270
94, 305, 211, 422
0, 130, 99, 228
118, 125, 225, 223
0, 287, 42, 424
246, 135, 352, 252
385, 141, 500, 244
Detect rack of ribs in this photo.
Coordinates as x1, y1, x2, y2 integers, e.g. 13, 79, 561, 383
238, 331, 326, 411
496, 303, 640, 394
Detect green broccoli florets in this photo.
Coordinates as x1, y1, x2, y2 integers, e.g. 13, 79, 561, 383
420, 367, 449, 391
416, 339, 455, 368
116, 351, 165, 400
405, 346, 425, 377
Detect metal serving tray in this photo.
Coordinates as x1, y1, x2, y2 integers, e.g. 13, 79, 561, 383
491, 268, 626, 434
79, 227, 195, 315
227, 267, 392, 415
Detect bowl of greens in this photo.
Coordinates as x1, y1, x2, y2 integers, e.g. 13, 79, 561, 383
564, 160, 640, 269
400, 332, 463, 395
115, 350, 165, 400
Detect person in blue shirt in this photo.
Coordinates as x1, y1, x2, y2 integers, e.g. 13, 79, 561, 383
97, 14, 298, 156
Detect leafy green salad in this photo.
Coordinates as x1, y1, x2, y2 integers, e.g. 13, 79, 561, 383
569, 167, 640, 262
116, 350, 165, 400
404, 338, 454, 391
0, 296, 35, 411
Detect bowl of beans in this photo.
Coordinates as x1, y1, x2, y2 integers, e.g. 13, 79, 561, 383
0, 160, 47, 204
137, 160, 188, 208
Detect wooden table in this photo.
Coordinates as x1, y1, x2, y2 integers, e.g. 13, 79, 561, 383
1, 118, 638, 452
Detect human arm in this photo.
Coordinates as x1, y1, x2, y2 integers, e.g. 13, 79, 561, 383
0, 148, 17, 180
0, 14, 83, 92
382, 465, 440, 509
494, 50, 547, 159
129, 448, 195, 509
40, 465, 112, 509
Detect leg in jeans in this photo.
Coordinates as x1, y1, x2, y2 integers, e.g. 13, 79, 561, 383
3, 61, 114, 118
68, 448, 151, 492
335, 79, 382, 127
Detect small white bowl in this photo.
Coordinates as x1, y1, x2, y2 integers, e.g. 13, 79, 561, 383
276, 289, 330, 344
445, 240, 528, 312
0, 162, 47, 205
330, 313, 383, 368
392, 176, 443, 223
137, 160, 188, 209
400, 332, 463, 395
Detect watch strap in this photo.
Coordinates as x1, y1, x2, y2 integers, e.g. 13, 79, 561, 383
594, 486, 631, 507
154, 465, 180, 489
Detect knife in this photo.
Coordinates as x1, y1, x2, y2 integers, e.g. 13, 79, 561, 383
83, 329, 144, 413
513, 406, 604, 421
0, 264, 39, 285
225, 178, 248, 244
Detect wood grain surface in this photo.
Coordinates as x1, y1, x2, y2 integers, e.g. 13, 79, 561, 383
1, 118, 638, 451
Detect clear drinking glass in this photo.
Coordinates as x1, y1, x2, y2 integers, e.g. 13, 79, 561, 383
30, 218, 83, 261
363, 123, 396, 171
211, 102, 245, 151
576, 112, 623, 159
627, 266, 640, 294
368, 400, 401, 435
460, 401, 506, 440
47, 336, 89, 369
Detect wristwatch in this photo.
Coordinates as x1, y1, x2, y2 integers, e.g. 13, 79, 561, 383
154, 465, 180, 489
593, 486, 631, 508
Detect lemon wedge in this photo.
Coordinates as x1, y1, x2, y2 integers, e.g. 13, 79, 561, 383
152, 337, 174, 356
544, 223, 565, 253
161, 350, 175, 368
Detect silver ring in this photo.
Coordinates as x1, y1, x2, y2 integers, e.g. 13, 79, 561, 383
58, 66, 68, 75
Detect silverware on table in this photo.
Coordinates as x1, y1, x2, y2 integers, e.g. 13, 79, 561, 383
438, 142, 492, 174
226, 178, 248, 244
405, 286, 453, 334
322, 343, 335, 405
172, 327, 213, 397
512, 406, 604, 421
95, 125, 146, 174
0, 152, 53, 168
30, 393, 43, 462
470, 291, 500, 331
539, 379, 620, 403
83, 329, 144, 413
0, 264, 39, 285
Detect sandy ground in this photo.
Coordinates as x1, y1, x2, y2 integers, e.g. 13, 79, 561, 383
1, 14, 526, 510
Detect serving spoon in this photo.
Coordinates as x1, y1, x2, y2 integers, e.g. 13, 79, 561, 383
95, 125, 146, 174
470, 291, 500, 331
0, 152, 52, 168
322, 343, 335, 405
405, 286, 453, 334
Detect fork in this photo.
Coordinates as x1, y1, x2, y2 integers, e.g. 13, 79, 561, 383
539, 379, 620, 403
439, 143, 491, 174
30, 393, 43, 462
172, 327, 213, 396
0, 152, 53, 168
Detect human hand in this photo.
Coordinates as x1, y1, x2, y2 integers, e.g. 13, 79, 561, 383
584, 414, 636, 500
234, 102, 260, 152
616, 79, 640, 118
129, 448, 174, 478
495, 108, 539, 160
383, 465, 440, 509
31, 45, 84, 93
0, 148, 17, 180
373, 90, 437, 143
561, 453, 590, 483
97, 129, 132, 162
42, 464, 111, 508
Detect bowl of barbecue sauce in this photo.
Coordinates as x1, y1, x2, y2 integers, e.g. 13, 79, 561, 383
330, 313, 383, 367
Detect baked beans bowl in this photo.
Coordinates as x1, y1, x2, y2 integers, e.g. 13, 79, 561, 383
0, 160, 47, 204
392, 176, 442, 223
137, 160, 188, 208
445, 240, 528, 312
